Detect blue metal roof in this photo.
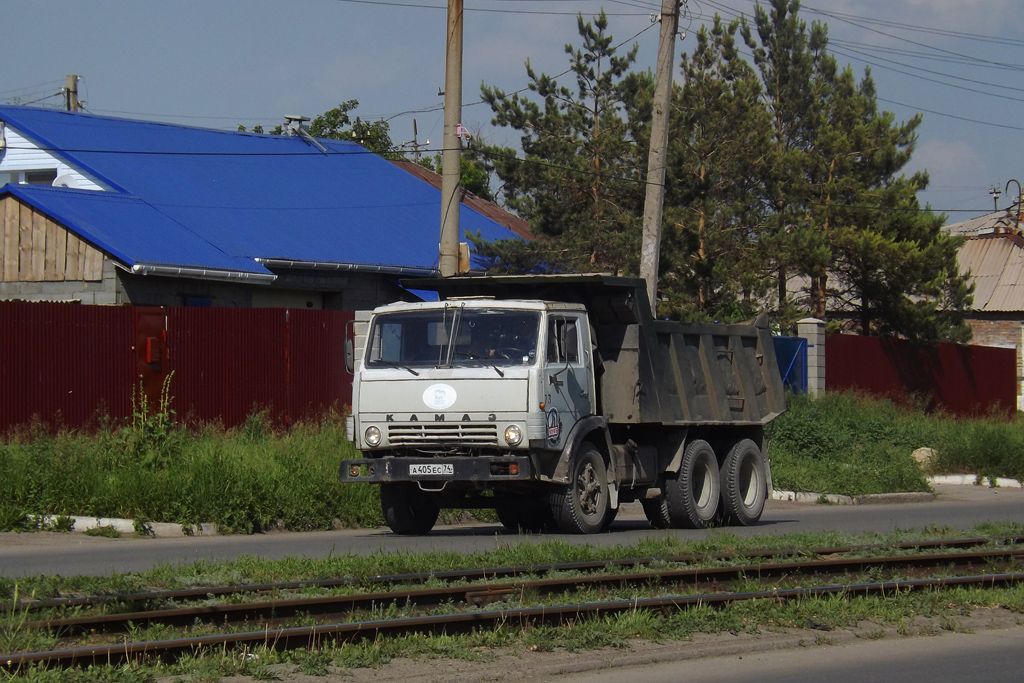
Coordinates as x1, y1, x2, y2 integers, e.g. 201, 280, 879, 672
0, 106, 518, 277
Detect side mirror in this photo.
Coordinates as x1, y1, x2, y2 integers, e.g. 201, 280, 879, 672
344, 337, 354, 375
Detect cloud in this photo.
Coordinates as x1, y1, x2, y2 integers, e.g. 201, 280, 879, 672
912, 138, 984, 176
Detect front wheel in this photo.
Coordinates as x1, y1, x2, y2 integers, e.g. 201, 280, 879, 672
550, 444, 609, 534
380, 482, 440, 535
719, 439, 767, 526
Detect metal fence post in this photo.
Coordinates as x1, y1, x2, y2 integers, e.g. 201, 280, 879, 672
797, 318, 826, 396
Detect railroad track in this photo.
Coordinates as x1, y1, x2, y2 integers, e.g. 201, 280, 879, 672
11, 534, 1023, 613
4, 536, 1022, 672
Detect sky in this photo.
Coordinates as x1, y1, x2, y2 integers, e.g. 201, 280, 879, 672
4, 0, 1023, 224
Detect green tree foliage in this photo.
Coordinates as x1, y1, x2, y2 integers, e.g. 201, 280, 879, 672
476, 12, 650, 274
239, 100, 400, 158
464, 4, 972, 341
309, 99, 401, 158
740, 0, 972, 340
417, 150, 495, 202
661, 17, 772, 322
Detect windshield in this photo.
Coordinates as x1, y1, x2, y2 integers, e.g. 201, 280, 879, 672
366, 307, 540, 369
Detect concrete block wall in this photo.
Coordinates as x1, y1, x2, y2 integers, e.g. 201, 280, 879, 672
0, 257, 119, 303
797, 318, 825, 396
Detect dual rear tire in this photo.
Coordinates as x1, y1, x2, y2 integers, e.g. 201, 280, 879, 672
641, 438, 767, 529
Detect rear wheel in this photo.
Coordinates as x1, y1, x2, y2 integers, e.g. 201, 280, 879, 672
380, 482, 440, 535
719, 439, 767, 526
665, 439, 721, 529
550, 444, 609, 534
641, 495, 671, 529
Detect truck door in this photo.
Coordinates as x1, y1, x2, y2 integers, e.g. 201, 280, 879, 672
543, 314, 593, 449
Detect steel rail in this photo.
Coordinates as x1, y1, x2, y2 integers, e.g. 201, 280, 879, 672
19, 546, 1024, 637
10, 534, 1023, 613
4, 571, 1022, 671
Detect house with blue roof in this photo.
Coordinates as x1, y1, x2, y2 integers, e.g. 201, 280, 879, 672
0, 106, 521, 309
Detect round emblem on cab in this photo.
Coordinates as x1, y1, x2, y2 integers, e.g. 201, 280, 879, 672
423, 383, 457, 410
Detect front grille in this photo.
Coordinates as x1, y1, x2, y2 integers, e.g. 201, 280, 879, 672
388, 423, 499, 446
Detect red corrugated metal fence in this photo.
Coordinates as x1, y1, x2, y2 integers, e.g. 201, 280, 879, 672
826, 334, 1017, 417
0, 301, 134, 431
0, 301, 353, 432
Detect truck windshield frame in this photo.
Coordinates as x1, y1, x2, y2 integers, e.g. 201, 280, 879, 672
365, 307, 541, 369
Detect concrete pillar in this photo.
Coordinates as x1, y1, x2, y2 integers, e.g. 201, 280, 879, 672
797, 318, 826, 396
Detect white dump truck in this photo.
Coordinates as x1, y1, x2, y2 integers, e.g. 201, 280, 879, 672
342, 274, 787, 534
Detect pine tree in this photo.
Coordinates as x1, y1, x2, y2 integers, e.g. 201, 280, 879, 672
662, 16, 772, 321
742, 0, 971, 340
475, 12, 649, 274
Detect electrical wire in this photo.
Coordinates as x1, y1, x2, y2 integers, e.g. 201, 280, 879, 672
0, 80, 65, 98
386, 17, 660, 123
8, 91, 64, 107
329, 0, 649, 16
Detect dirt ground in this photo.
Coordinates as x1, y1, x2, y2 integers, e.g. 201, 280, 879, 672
202, 607, 1023, 683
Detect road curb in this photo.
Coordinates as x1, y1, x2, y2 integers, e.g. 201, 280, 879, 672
770, 491, 935, 505
42, 515, 217, 537
772, 473, 1024, 505
928, 474, 1024, 488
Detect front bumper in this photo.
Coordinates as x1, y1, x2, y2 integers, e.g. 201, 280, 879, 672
340, 455, 534, 483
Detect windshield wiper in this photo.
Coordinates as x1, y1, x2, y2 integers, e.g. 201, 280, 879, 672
455, 351, 505, 377
376, 360, 420, 376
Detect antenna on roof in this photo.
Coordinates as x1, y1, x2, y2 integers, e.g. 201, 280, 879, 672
283, 115, 327, 154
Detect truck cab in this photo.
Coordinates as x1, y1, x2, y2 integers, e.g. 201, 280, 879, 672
344, 297, 609, 534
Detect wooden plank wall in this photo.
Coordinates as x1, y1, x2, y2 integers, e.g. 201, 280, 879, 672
0, 196, 103, 282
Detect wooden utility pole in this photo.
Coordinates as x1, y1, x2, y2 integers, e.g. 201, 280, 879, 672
638, 0, 680, 316
438, 0, 464, 277
64, 74, 80, 112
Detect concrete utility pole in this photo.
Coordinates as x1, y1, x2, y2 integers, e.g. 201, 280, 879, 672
638, 0, 681, 316
64, 74, 80, 112
438, 0, 464, 277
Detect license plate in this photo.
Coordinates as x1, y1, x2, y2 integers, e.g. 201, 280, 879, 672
409, 463, 454, 476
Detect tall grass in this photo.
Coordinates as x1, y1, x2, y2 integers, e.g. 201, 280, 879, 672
3, 392, 1023, 533
0, 412, 379, 534
767, 392, 1024, 495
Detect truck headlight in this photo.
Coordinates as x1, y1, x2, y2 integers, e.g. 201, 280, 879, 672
364, 426, 382, 447
504, 424, 523, 446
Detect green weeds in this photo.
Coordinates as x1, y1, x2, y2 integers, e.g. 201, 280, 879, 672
0, 411, 378, 534
3, 391, 1023, 533
767, 392, 1024, 495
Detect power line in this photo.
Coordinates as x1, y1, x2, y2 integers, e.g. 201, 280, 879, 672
827, 45, 1024, 105
329, 0, 649, 16
7, 92, 64, 107
0, 80, 65, 98
877, 97, 1024, 132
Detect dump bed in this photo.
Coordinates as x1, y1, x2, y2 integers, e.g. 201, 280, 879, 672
407, 274, 787, 427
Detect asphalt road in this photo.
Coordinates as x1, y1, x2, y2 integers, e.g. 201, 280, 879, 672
2, 484, 1022, 578
560, 627, 1024, 683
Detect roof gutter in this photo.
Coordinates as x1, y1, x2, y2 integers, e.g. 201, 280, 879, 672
255, 258, 438, 277
125, 262, 277, 284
